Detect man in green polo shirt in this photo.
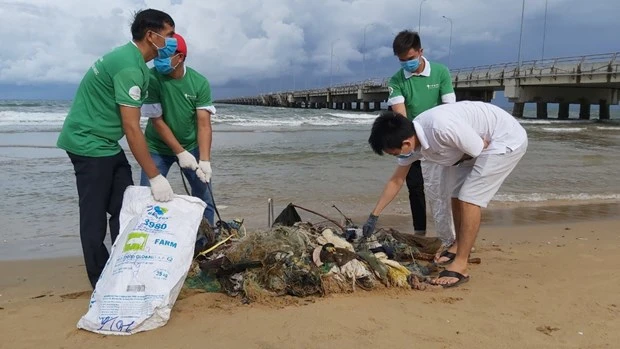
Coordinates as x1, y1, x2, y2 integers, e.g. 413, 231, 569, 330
140, 33, 217, 226
56, 9, 177, 288
363, 30, 457, 253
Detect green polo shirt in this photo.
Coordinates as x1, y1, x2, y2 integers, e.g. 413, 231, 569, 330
144, 66, 214, 156
57, 42, 150, 157
387, 58, 454, 120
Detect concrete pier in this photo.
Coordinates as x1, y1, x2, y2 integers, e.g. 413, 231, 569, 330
558, 102, 570, 119
536, 102, 548, 119
512, 103, 525, 118
599, 100, 610, 120
216, 52, 620, 120
579, 101, 591, 120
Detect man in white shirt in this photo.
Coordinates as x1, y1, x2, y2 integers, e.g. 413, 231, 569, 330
366, 101, 528, 287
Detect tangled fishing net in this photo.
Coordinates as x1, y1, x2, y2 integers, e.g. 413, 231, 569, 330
185, 203, 448, 303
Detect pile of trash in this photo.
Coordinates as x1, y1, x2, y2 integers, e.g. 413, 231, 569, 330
184, 203, 446, 303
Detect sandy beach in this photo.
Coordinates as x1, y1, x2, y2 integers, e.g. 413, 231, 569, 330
2, 210, 619, 349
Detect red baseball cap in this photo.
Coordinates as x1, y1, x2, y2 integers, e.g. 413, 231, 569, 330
173, 33, 187, 56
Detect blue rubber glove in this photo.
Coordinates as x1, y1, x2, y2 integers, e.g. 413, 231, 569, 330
362, 214, 379, 237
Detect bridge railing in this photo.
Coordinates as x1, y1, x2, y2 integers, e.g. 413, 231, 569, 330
451, 52, 619, 82
217, 52, 619, 101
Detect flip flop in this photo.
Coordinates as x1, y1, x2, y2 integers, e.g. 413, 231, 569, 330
436, 270, 470, 288
435, 250, 456, 266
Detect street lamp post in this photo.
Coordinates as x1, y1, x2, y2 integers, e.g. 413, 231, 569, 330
418, 0, 428, 34
330, 38, 340, 87
541, 0, 548, 60
442, 15, 453, 68
517, 0, 525, 76
363, 23, 376, 80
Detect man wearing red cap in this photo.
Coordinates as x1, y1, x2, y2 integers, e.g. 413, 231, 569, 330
140, 33, 217, 225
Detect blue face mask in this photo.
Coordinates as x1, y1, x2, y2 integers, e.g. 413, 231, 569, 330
150, 31, 178, 59
154, 54, 180, 75
396, 150, 414, 159
400, 57, 420, 73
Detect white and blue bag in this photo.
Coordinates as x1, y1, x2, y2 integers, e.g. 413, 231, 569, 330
77, 186, 206, 335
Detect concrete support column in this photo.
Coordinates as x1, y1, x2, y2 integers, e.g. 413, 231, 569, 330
356, 102, 361, 111
345, 102, 352, 110
373, 102, 381, 111
336, 102, 343, 109
558, 103, 570, 119
536, 102, 548, 119
512, 102, 525, 117
599, 100, 610, 120
579, 101, 591, 120
363, 102, 370, 112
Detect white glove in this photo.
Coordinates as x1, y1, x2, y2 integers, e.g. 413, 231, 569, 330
176, 150, 199, 170
149, 174, 174, 202
196, 160, 212, 183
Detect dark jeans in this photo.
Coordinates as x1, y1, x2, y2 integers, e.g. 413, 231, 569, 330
406, 160, 426, 233
68, 151, 133, 288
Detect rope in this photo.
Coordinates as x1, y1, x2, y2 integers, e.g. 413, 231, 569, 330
178, 163, 233, 231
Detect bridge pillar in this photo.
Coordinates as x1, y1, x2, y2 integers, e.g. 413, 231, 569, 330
345, 102, 352, 110
579, 101, 591, 120
536, 102, 548, 119
336, 102, 343, 109
373, 102, 381, 111
512, 103, 525, 117
356, 102, 361, 111
599, 100, 610, 120
558, 103, 570, 119
363, 102, 370, 112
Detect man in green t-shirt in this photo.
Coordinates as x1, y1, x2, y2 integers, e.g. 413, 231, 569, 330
140, 34, 217, 225
363, 30, 457, 252
56, 9, 177, 288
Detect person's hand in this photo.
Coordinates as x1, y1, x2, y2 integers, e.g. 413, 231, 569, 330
196, 160, 212, 183
149, 174, 174, 202
176, 150, 199, 170
362, 214, 379, 237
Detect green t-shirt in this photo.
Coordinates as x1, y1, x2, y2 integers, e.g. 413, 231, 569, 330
144, 66, 214, 156
56, 42, 150, 157
387, 60, 454, 120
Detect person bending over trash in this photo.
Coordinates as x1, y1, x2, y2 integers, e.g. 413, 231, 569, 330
364, 101, 528, 288
140, 33, 217, 225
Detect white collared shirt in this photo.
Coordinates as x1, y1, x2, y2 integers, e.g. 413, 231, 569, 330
397, 101, 528, 167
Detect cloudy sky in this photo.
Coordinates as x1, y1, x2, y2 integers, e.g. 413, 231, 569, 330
0, 0, 618, 100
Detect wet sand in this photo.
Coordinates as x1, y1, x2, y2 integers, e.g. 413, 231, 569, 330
1, 205, 619, 349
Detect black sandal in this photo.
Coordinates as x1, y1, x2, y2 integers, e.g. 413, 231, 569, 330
435, 250, 456, 266
435, 270, 470, 288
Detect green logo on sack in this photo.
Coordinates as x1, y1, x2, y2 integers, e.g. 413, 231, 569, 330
123, 232, 149, 252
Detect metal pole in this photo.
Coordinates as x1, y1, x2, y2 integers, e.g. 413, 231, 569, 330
517, 0, 525, 76
418, 0, 427, 34
363, 27, 366, 79
363, 23, 376, 80
542, 0, 548, 60
330, 43, 334, 87
442, 16, 453, 68
330, 38, 339, 88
